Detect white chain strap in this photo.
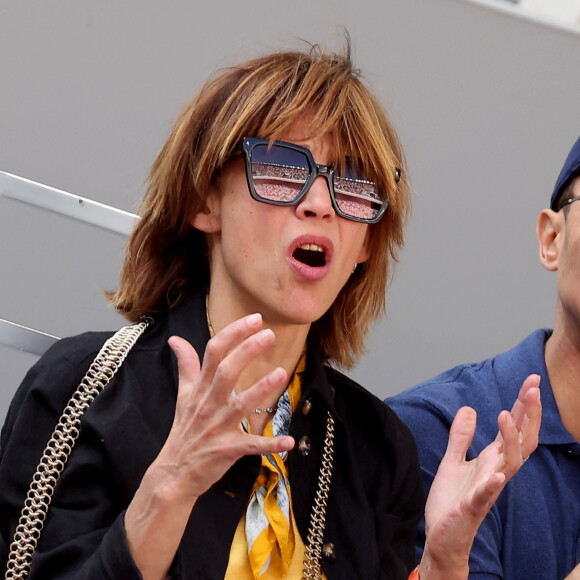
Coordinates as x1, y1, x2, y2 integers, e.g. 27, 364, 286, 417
4, 319, 150, 580
302, 411, 335, 580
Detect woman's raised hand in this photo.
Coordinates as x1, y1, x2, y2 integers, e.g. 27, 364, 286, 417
419, 374, 542, 580
125, 313, 294, 580
160, 313, 294, 499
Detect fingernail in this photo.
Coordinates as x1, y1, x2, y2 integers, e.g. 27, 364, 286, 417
247, 313, 262, 327
270, 367, 285, 383
257, 328, 274, 345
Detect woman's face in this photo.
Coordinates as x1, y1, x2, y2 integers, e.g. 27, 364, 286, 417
192, 117, 372, 327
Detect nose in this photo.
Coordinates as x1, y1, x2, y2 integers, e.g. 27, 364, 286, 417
295, 174, 335, 220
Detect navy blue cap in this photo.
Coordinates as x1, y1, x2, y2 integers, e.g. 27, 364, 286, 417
551, 136, 580, 210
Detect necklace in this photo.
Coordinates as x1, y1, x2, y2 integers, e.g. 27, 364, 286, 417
205, 294, 216, 337
205, 294, 278, 416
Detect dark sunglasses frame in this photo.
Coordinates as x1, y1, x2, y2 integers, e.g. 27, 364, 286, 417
241, 137, 389, 224
558, 196, 580, 211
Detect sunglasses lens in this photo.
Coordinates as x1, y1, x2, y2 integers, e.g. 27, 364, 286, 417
249, 144, 310, 203
333, 176, 384, 221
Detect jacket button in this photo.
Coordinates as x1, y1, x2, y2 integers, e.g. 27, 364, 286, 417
301, 398, 313, 415
322, 542, 336, 562
298, 436, 311, 456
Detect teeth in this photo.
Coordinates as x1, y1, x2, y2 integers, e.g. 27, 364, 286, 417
299, 244, 324, 252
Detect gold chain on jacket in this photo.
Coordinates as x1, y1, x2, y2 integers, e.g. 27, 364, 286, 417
302, 411, 335, 580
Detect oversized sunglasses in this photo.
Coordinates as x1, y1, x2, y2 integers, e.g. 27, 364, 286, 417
241, 137, 391, 224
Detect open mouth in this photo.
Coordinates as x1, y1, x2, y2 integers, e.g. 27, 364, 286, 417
292, 244, 327, 267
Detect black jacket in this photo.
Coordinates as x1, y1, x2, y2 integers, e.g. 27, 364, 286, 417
0, 292, 424, 579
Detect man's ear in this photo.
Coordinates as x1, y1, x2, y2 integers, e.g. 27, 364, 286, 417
190, 191, 221, 233
537, 209, 564, 272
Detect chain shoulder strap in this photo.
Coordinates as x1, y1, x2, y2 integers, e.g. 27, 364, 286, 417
302, 411, 335, 580
5, 319, 151, 580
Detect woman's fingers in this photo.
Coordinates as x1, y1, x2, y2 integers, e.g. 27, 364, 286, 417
163, 314, 303, 496
471, 382, 541, 510
519, 382, 541, 460
423, 382, 542, 573
509, 374, 541, 431
169, 313, 276, 406
205, 328, 276, 400
444, 406, 478, 464
200, 313, 265, 385
497, 384, 541, 473
190, 314, 284, 406
167, 320, 291, 445
168, 335, 201, 384
465, 471, 507, 521
497, 410, 522, 475
230, 366, 288, 419
169, 315, 290, 427
241, 432, 296, 456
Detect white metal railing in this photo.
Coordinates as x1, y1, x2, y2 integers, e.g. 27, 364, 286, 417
0, 319, 59, 356
1, 170, 139, 355
0, 171, 138, 235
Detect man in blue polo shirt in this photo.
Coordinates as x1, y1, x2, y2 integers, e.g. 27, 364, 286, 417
388, 136, 580, 580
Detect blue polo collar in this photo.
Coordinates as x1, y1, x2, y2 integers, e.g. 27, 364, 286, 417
493, 328, 576, 446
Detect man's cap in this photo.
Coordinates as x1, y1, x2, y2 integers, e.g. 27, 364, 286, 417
551, 136, 580, 210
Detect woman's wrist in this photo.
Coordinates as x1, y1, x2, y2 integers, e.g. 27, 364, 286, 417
418, 544, 470, 580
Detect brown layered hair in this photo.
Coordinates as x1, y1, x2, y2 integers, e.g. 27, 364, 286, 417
108, 43, 411, 369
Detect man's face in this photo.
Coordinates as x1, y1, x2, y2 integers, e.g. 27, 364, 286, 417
554, 177, 580, 335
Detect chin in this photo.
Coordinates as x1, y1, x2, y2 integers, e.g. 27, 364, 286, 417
284, 303, 332, 326
264, 288, 335, 326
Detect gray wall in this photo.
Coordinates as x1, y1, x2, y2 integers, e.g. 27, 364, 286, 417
1, 0, 579, 421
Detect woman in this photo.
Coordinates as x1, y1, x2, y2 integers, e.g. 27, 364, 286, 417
0, 45, 540, 580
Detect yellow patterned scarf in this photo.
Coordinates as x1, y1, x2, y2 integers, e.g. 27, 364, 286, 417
204, 300, 305, 578
243, 355, 305, 580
